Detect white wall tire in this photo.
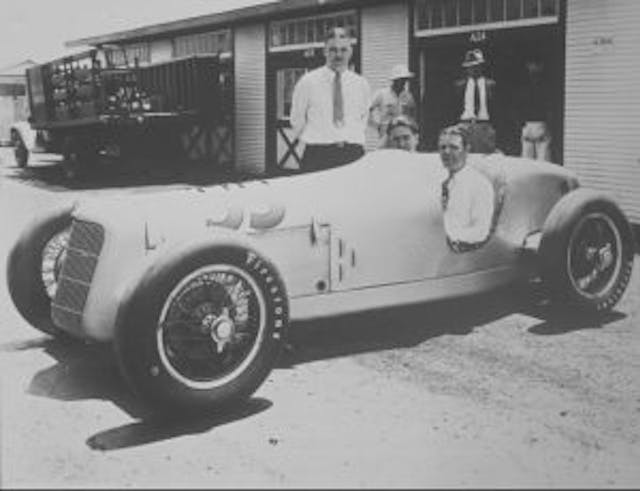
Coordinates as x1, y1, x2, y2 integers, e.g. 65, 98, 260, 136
538, 189, 634, 313
114, 244, 289, 414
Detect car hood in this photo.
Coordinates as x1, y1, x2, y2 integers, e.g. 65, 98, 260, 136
71, 160, 369, 240
71, 150, 579, 240
71, 150, 427, 230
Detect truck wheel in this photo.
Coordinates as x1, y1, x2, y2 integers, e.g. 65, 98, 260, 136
61, 136, 98, 180
114, 244, 289, 414
538, 189, 634, 313
61, 137, 81, 180
6, 205, 74, 336
11, 129, 29, 167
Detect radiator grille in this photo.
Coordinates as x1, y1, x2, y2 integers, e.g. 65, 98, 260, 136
51, 220, 104, 334
54, 277, 91, 310
61, 249, 98, 283
68, 220, 104, 252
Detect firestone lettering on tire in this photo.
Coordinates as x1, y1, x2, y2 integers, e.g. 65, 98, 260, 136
244, 250, 287, 341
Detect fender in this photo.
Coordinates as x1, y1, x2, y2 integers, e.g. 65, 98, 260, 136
113, 233, 287, 327
10, 121, 38, 151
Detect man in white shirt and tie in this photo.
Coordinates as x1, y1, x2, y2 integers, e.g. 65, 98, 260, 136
438, 124, 495, 251
290, 27, 371, 172
454, 49, 497, 154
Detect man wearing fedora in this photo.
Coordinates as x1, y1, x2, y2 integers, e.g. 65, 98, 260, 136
369, 64, 417, 148
453, 49, 498, 154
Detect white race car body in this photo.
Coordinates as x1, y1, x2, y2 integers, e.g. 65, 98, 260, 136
53, 150, 579, 341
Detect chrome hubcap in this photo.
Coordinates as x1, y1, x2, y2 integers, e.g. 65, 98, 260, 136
203, 309, 236, 353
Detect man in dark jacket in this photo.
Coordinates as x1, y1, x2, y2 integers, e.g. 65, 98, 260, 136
453, 49, 498, 154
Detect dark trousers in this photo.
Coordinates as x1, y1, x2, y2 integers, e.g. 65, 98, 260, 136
301, 143, 365, 172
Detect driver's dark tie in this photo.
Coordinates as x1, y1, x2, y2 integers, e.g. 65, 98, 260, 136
441, 174, 453, 210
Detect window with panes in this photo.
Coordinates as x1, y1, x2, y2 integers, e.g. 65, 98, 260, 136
269, 10, 358, 50
106, 43, 151, 67
415, 0, 559, 34
173, 29, 232, 57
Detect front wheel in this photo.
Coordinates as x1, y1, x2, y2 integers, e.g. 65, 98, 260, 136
538, 189, 634, 313
114, 244, 289, 414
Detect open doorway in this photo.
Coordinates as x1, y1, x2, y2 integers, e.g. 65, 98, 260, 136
418, 23, 563, 162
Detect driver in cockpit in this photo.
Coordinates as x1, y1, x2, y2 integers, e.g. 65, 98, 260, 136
438, 124, 495, 252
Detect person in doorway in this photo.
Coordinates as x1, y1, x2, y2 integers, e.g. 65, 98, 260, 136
386, 115, 419, 152
290, 27, 371, 172
369, 64, 417, 148
454, 49, 498, 154
438, 124, 495, 251
513, 55, 553, 161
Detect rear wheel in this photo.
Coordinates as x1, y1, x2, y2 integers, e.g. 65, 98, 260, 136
538, 189, 634, 313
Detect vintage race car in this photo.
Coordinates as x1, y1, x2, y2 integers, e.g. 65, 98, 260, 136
7, 150, 635, 413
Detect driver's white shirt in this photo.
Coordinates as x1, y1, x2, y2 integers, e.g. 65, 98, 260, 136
442, 164, 495, 244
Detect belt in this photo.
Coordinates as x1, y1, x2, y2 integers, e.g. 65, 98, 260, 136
307, 142, 361, 148
460, 119, 490, 123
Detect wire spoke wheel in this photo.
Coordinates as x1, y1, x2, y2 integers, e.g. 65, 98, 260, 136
157, 264, 267, 390
115, 245, 288, 412
539, 189, 634, 312
567, 212, 621, 299
41, 227, 71, 299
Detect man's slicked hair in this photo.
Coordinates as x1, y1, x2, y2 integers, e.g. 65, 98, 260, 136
439, 124, 470, 149
324, 26, 350, 44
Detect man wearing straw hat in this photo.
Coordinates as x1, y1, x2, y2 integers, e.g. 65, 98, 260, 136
369, 64, 417, 148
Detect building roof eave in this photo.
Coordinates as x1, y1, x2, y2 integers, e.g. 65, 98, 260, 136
65, 0, 371, 48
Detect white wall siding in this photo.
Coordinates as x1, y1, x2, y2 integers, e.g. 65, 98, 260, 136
565, 0, 640, 223
234, 23, 266, 174
361, 1, 410, 151
150, 39, 173, 63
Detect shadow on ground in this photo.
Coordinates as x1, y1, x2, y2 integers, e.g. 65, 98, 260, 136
12, 283, 625, 450
85, 397, 272, 452
277, 284, 626, 367
20, 337, 271, 451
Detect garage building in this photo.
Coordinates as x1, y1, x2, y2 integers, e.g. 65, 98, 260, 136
66, 0, 640, 224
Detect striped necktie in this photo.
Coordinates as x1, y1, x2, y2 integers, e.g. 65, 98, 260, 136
333, 70, 344, 126
441, 174, 453, 210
